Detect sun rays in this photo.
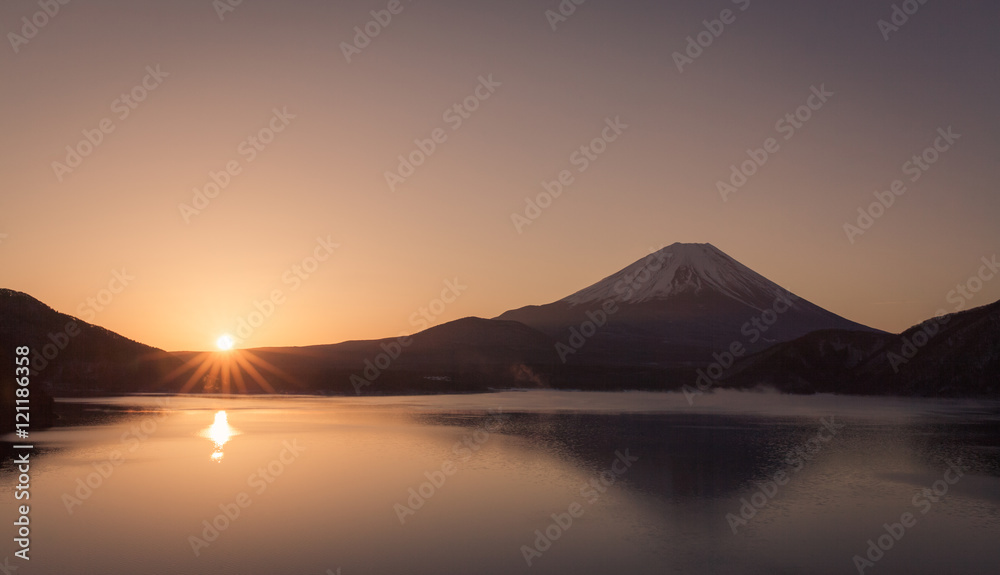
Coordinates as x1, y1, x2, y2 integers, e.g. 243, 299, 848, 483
162, 348, 300, 394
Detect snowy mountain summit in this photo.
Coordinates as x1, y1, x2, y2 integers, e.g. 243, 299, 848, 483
562, 242, 791, 310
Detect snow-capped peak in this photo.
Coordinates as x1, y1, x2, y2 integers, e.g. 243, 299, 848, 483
561, 243, 792, 309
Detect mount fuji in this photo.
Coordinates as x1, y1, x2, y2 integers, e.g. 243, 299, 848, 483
496, 243, 880, 366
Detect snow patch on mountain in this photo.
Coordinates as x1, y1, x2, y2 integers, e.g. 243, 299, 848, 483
561, 243, 794, 310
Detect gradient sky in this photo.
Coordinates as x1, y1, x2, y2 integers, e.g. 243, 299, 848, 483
2, 0, 998, 351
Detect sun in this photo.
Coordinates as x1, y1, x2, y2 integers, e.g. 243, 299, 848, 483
162, 339, 301, 394
216, 334, 235, 351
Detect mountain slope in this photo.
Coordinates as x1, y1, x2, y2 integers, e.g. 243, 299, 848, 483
721, 299, 1000, 396
0, 288, 179, 395
496, 243, 879, 366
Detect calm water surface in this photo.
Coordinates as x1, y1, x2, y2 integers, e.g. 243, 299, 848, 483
2, 391, 999, 575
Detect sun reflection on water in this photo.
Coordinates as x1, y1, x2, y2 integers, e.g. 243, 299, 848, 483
200, 410, 239, 462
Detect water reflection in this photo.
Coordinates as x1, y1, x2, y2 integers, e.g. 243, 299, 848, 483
200, 410, 239, 462
2, 394, 997, 575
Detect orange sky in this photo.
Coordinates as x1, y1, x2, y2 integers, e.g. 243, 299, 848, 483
2, 0, 998, 351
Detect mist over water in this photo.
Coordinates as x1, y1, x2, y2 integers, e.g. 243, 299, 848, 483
2, 391, 998, 574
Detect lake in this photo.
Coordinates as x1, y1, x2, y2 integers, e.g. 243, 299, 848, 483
2, 391, 999, 574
